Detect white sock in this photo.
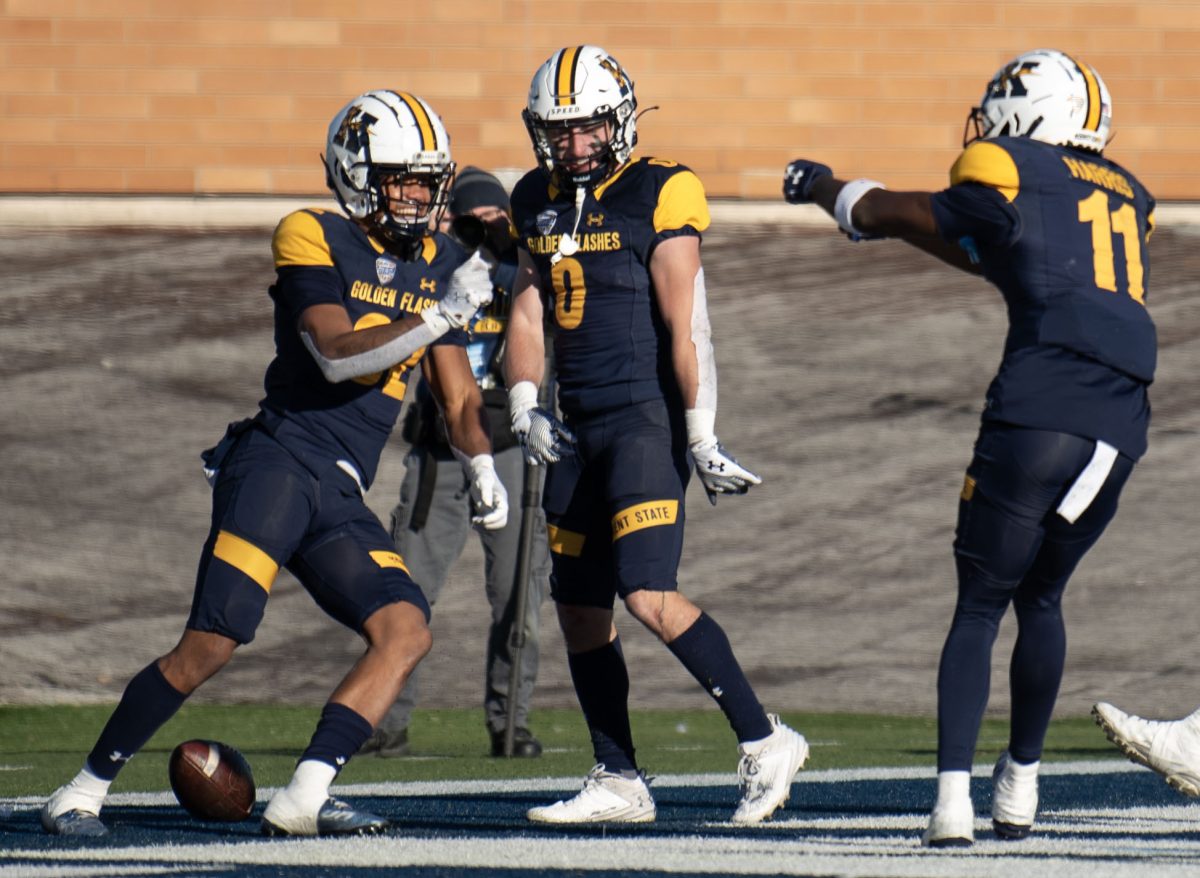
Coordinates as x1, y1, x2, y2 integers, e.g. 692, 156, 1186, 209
1007, 756, 1040, 777
71, 766, 112, 800
935, 770, 971, 805
282, 759, 337, 811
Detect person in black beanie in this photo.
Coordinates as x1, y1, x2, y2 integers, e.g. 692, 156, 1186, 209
359, 167, 551, 759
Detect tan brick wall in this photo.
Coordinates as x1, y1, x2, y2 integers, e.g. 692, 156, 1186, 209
2, 1, 1198, 199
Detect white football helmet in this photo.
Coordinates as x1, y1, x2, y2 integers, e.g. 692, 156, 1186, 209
523, 45, 638, 189
324, 90, 455, 252
965, 49, 1111, 153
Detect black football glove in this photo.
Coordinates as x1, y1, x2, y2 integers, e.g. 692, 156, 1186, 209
783, 159, 833, 204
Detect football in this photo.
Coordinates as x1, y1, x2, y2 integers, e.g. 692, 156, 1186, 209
168, 739, 256, 822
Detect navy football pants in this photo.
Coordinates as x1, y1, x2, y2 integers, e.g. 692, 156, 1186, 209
936, 424, 1135, 771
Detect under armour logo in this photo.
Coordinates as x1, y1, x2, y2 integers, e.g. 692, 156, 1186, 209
712, 686, 724, 698
706, 461, 727, 473
109, 750, 131, 764
420, 278, 437, 292
335, 756, 347, 766
586, 212, 604, 227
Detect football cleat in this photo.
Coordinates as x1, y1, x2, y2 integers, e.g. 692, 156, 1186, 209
731, 714, 809, 824
261, 794, 390, 837
527, 764, 655, 824
922, 796, 975, 848
1093, 702, 1200, 796
991, 751, 1039, 839
42, 780, 108, 837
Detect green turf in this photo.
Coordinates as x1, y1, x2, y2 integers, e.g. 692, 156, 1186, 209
0, 705, 1126, 798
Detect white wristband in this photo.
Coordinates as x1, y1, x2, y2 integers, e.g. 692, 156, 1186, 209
508, 380, 539, 422
685, 408, 716, 448
834, 178, 886, 236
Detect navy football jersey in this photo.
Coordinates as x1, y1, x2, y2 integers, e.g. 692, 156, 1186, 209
258, 208, 468, 487
510, 157, 710, 418
930, 136, 1156, 458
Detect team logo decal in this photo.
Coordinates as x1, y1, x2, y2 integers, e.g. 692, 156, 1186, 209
536, 209, 559, 236
375, 257, 396, 285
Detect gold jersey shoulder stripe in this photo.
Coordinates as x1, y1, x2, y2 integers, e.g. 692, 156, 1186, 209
213, 530, 279, 593
273, 209, 335, 268
369, 550, 410, 574
950, 141, 1020, 203
653, 169, 711, 234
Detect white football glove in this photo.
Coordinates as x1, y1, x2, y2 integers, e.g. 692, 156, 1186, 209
685, 408, 761, 505
463, 453, 509, 530
508, 380, 575, 466
422, 251, 493, 334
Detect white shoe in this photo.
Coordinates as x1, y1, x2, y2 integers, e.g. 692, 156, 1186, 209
922, 795, 975, 848
1093, 701, 1200, 796
730, 714, 809, 825
991, 751, 1038, 839
527, 764, 655, 824
41, 780, 107, 837
261, 788, 390, 837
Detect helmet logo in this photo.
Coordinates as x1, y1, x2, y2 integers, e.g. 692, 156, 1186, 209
375, 257, 396, 285
336, 107, 376, 153
598, 56, 632, 97
990, 61, 1039, 98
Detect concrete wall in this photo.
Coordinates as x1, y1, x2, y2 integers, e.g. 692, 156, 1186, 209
3, 1, 1198, 199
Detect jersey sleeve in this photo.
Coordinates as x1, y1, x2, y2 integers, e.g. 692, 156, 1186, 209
930, 141, 1022, 252
270, 210, 344, 316
653, 169, 710, 242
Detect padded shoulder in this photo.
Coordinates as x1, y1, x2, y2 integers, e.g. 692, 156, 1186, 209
652, 164, 711, 234
272, 209, 336, 268
949, 141, 1020, 203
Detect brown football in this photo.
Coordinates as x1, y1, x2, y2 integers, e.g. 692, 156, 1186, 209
168, 739, 256, 822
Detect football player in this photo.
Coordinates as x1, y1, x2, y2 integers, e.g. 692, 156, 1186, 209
41, 90, 503, 838
783, 49, 1156, 846
504, 45, 809, 825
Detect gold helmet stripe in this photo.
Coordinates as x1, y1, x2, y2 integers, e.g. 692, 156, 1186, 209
1066, 54, 1103, 132
396, 91, 438, 150
555, 46, 582, 107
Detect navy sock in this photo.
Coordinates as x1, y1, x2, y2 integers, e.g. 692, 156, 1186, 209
300, 702, 374, 771
667, 613, 771, 742
86, 662, 188, 781
567, 638, 637, 772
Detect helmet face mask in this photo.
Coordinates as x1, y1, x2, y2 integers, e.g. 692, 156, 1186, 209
964, 49, 1111, 153
524, 46, 638, 189
324, 91, 455, 254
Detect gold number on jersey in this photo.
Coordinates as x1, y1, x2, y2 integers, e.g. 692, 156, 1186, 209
351, 312, 422, 399
1078, 190, 1146, 304
551, 256, 586, 330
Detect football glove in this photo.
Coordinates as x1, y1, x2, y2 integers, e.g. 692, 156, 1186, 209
422, 251, 493, 333
782, 159, 833, 204
464, 453, 509, 530
690, 437, 762, 505
509, 380, 575, 466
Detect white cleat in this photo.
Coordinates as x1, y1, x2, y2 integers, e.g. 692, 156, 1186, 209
922, 795, 975, 848
527, 764, 656, 824
1093, 701, 1200, 797
991, 751, 1038, 840
41, 781, 107, 837
730, 714, 809, 825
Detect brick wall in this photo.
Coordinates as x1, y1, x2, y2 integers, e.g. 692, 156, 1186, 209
2, 1, 1198, 199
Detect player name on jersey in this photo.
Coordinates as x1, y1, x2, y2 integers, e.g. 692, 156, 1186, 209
1060, 155, 1134, 199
